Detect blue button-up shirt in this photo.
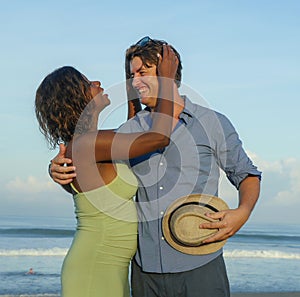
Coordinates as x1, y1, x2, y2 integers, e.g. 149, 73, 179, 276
118, 96, 261, 273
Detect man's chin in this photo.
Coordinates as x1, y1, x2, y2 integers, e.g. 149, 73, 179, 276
140, 96, 157, 108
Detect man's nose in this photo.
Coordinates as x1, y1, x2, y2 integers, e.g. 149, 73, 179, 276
132, 76, 142, 89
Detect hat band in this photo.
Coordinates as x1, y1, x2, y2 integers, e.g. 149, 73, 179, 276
171, 201, 219, 214
168, 202, 220, 247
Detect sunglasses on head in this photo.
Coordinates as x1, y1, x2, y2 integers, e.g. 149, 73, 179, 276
135, 36, 165, 47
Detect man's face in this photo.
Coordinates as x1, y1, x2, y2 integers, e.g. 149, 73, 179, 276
130, 56, 159, 108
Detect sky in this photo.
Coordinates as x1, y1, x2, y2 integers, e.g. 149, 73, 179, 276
0, 0, 299, 225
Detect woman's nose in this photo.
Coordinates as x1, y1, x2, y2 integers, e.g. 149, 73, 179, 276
91, 81, 101, 87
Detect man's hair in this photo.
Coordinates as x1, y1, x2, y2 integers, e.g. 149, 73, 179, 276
125, 38, 182, 87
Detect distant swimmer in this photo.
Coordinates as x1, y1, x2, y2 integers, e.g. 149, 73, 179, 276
26, 268, 34, 275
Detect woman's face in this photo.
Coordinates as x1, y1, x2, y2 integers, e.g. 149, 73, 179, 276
82, 75, 111, 110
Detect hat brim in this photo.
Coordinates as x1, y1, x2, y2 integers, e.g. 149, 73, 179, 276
162, 194, 229, 255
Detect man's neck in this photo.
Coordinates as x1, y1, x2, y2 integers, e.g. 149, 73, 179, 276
149, 90, 184, 117
173, 92, 185, 119
148, 90, 184, 130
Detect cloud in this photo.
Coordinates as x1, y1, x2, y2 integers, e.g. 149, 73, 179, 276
245, 152, 300, 223
271, 158, 300, 206
5, 175, 59, 194
248, 152, 300, 205
3, 153, 300, 223
218, 151, 300, 224
247, 151, 283, 173
1, 175, 73, 217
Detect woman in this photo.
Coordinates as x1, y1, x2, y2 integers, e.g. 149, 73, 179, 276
35, 45, 178, 297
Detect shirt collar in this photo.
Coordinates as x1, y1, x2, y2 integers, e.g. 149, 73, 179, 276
136, 95, 195, 128
178, 96, 194, 124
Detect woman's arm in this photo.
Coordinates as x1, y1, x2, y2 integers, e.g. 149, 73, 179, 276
49, 45, 178, 184
76, 45, 178, 162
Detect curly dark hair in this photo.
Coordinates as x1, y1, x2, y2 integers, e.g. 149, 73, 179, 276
125, 37, 182, 87
35, 66, 94, 149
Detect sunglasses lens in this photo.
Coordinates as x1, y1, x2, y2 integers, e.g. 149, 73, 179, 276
136, 36, 151, 46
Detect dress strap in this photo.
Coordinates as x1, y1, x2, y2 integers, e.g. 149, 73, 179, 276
70, 182, 79, 194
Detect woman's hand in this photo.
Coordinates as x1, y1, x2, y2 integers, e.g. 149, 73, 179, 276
157, 44, 178, 80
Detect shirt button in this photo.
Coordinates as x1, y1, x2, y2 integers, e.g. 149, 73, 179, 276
160, 211, 164, 215
159, 186, 164, 190
160, 162, 164, 166
161, 237, 165, 240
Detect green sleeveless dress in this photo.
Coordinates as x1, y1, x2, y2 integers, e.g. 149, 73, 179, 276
61, 163, 138, 297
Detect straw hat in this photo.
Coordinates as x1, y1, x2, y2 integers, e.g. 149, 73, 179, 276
162, 194, 229, 255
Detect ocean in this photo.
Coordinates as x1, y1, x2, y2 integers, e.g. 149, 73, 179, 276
0, 215, 299, 296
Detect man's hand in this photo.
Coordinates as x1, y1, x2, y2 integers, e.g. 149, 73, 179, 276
200, 176, 260, 243
50, 143, 76, 185
199, 207, 250, 243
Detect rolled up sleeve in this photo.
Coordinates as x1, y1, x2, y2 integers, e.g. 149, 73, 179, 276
216, 114, 262, 189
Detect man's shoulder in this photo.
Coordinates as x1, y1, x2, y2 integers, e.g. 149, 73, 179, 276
186, 98, 226, 121
184, 97, 234, 132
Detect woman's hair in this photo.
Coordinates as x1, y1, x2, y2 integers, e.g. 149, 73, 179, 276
35, 66, 93, 149
125, 38, 182, 87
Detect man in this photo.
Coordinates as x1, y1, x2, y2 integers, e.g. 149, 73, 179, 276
50, 37, 261, 297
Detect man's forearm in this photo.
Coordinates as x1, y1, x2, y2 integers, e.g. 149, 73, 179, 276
238, 175, 261, 214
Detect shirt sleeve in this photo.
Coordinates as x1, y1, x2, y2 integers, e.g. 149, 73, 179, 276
215, 113, 262, 189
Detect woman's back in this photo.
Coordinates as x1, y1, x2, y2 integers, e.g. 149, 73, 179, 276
61, 163, 138, 297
